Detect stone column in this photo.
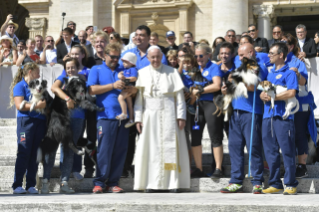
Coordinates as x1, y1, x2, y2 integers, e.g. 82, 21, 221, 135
120, 12, 130, 38
253, 4, 274, 40
212, 0, 248, 40
25, 17, 46, 39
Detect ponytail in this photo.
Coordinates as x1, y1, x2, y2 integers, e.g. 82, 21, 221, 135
9, 62, 39, 108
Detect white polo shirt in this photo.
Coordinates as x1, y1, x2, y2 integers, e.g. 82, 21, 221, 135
40, 49, 57, 64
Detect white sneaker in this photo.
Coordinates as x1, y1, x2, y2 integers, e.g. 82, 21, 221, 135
13, 187, 27, 194
73, 172, 84, 181
27, 187, 39, 194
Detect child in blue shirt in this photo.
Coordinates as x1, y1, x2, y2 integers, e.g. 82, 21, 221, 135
10, 62, 47, 194
116, 52, 138, 128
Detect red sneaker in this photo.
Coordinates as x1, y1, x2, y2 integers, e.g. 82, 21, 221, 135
106, 186, 124, 193
93, 186, 103, 194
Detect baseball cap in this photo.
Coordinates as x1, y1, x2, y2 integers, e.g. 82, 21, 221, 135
166, 31, 175, 38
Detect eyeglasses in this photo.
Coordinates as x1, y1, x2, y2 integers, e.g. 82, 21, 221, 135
8, 26, 15, 29
247, 29, 256, 33
268, 52, 279, 56
46, 40, 54, 42
227, 35, 235, 38
273, 31, 281, 34
194, 55, 204, 59
68, 23, 76, 26
297, 31, 305, 34
107, 54, 120, 60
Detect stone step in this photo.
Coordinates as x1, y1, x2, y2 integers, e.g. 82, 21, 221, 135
2, 177, 319, 194
0, 119, 16, 127
1, 192, 319, 212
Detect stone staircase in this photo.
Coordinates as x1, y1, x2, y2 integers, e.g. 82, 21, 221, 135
1, 118, 319, 194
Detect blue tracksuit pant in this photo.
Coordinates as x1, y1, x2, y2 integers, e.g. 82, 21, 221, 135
12, 117, 46, 190
93, 119, 129, 187
229, 110, 264, 186
262, 117, 299, 189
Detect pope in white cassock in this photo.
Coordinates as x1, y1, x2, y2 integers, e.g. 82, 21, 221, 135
134, 46, 190, 193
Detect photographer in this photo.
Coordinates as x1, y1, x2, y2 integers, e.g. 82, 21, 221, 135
0, 14, 19, 46
40, 36, 57, 66
178, 32, 198, 53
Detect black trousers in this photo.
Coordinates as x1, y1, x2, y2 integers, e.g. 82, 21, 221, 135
84, 109, 97, 172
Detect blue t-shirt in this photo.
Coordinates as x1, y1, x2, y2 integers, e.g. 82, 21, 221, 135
13, 78, 46, 120
181, 70, 194, 89
119, 46, 168, 70
232, 58, 269, 114
87, 62, 123, 120
56, 69, 89, 120
123, 67, 138, 78
263, 64, 298, 120
61, 67, 90, 80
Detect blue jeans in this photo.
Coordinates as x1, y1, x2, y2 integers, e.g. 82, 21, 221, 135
12, 117, 46, 190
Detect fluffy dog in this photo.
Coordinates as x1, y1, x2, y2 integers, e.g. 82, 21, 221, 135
214, 57, 260, 121
259, 80, 299, 120
37, 76, 104, 163
188, 68, 210, 97
20, 79, 52, 115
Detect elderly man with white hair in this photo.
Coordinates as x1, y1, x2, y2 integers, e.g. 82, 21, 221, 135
133, 45, 190, 193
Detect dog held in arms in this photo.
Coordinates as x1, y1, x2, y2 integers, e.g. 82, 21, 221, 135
37, 76, 104, 163
259, 80, 299, 120
213, 57, 260, 121
19, 79, 52, 115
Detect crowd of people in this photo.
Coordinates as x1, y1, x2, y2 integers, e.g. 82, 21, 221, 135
1, 13, 318, 196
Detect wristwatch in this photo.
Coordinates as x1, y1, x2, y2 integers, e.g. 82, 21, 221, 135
65, 96, 70, 102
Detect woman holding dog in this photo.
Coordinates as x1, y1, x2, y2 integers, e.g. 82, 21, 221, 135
282, 33, 315, 178
9, 62, 47, 194
189, 43, 224, 178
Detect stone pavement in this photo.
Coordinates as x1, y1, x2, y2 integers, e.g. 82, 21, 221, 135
1, 192, 319, 212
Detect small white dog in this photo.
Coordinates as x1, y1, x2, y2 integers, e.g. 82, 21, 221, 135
20, 79, 49, 114
259, 80, 299, 119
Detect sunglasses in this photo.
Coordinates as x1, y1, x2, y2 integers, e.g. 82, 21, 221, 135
194, 55, 204, 59
273, 31, 281, 34
68, 23, 76, 26
107, 54, 120, 60
8, 26, 15, 29
247, 29, 256, 33
46, 40, 54, 42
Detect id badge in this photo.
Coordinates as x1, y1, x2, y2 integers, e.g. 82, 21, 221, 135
193, 124, 200, 130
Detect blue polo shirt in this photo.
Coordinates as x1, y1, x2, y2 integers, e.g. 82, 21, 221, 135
123, 67, 138, 78
181, 70, 194, 89
233, 52, 270, 68
119, 46, 168, 70
232, 58, 268, 114
263, 64, 298, 120
87, 62, 122, 120
213, 63, 236, 80
61, 67, 90, 80
198, 60, 219, 101
13, 78, 46, 120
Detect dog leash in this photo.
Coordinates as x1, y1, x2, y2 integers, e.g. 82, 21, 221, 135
193, 98, 200, 130
248, 85, 256, 178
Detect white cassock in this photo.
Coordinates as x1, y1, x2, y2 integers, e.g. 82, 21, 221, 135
133, 64, 190, 190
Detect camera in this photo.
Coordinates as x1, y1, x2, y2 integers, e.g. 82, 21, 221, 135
124, 79, 131, 86
46, 45, 52, 49
183, 42, 190, 47
62, 12, 66, 17
12, 15, 18, 20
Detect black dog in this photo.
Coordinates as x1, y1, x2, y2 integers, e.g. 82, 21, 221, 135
37, 76, 104, 163
214, 57, 260, 121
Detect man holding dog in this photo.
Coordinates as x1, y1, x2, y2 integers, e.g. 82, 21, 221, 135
88, 43, 131, 193
219, 43, 268, 194
260, 42, 299, 195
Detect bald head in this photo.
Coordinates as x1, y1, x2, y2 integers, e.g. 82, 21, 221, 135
147, 47, 163, 69
238, 43, 255, 61
78, 30, 87, 45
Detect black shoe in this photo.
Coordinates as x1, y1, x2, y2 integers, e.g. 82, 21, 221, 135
191, 168, 207, 178
169, 189, 181, 193
211, 168, 223, 179
84, 170, 94, 178
145, 189, 155, 193
296, 164, 308, 179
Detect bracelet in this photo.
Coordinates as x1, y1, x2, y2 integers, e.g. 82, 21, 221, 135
112, 83, 114, 89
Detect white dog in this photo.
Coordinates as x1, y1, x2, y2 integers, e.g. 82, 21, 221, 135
259, 80, 299, 120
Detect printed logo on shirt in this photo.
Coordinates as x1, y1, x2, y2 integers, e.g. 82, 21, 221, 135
203, 71, 209, 77
98, 126, 102, 137
276, 74, 282, 79
20, 132, 26, 143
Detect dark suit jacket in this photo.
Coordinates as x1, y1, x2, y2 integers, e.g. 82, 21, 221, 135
267, 39, 281, 48
212, 42, 239, 61
297, 37, 317, 58
85, 44, 103, 68
56, 41, 79, 64
254, 37, 269, 53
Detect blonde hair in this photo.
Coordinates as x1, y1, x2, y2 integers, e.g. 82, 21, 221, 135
166, 50, 177, 60
195, 43, 212, 55
199, 39, 210, 45
92, 30, 109, 44
9, 63, 39, 108
105, 43, 122, 55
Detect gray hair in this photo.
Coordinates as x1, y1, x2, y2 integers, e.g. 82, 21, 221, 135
296, 24, 307, 32
226, 29, 236, 35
